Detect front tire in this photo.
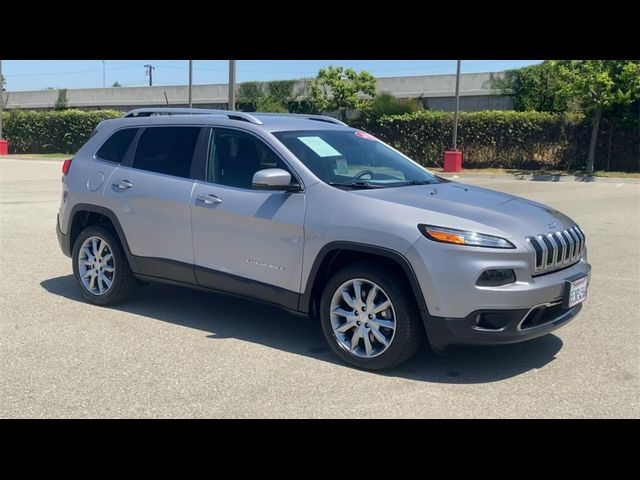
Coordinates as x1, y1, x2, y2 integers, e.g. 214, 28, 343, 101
319, 262, 423, 370
72, 225, 136, 305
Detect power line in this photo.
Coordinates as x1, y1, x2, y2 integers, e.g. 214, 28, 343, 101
4, 65, 141, 77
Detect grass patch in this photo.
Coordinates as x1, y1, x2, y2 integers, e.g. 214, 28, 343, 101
6, 153, 73, 159
431, 167, 640, 179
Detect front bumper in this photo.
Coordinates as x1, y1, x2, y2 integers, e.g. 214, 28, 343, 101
406, 235, 591, 351
406, 235, 591, 318
422, 303, 582, 352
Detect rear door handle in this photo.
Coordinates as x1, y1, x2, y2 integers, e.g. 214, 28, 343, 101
112, 179, 134, 190
197, 193, 222, 205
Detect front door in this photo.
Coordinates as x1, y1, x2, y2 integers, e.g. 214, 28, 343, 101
190, 127, 305, 309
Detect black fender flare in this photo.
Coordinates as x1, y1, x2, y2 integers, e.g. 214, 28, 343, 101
299, 241, 428, 314
66, 203, 139, 273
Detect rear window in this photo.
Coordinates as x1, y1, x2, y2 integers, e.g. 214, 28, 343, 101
96, 128, 138, 163
132, 127, 200, 178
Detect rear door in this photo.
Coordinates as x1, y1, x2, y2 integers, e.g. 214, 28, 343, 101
190, 127, 305, 307
103, 125, 205, 283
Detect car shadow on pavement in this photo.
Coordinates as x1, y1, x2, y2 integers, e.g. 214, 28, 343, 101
41, 275, 564, 384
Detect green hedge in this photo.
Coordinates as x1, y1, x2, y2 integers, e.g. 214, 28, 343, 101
1, 109, 121, 154
2, 109, 636, 171
360, 111, 638, 172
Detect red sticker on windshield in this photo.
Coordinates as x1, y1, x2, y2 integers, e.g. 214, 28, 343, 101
355, 131, 377, 141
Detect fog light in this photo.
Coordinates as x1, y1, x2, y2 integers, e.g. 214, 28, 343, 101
477, 269, 516, 286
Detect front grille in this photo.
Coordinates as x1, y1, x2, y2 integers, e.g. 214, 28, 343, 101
526, 226, 585, 275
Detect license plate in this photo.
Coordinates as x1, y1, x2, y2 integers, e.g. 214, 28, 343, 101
566, 276, 588, 308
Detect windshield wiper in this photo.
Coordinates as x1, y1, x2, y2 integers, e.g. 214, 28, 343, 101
329, 181, 385, 189
396, 179, 437, 186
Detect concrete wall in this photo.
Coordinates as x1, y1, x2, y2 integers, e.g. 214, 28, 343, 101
3, 71, 511, 113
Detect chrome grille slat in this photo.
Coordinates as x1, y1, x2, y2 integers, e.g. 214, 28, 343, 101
568, 229, 580, 260
561, 231, 573, 262
526, 225, 585, 275
542, 235, 557, 267
554, 232, 566, 265
573, 228, 583, 259
574, 227, 585, 257
537, 235, 548, 268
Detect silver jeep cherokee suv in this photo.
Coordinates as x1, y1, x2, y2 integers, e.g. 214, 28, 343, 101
56, 108, 591, 370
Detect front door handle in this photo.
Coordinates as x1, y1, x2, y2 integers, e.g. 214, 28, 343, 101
197, 193, 222, 205
112, 179, 134, 190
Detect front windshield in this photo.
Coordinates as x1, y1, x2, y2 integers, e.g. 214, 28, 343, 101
272, 130, 440, 188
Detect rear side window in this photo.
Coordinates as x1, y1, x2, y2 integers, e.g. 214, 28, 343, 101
132, 127, 200, 178
96, 128, 138, 163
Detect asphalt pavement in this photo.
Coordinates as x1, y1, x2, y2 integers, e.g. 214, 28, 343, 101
1, 158, 638, 418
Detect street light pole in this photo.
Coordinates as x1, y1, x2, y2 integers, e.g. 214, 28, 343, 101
228, 60, 236, 111
101, 60, 105, 88
452, 60, 461, 150
188, 60, 193, 108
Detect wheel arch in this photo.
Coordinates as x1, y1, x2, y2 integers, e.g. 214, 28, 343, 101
67, 204, 139, 272
299, 242, 428, 318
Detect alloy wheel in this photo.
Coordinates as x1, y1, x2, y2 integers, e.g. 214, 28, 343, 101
329, 278, 396, 358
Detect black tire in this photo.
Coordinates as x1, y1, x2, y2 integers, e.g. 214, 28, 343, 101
72, 225, 137, 306
319, 262, 423, 370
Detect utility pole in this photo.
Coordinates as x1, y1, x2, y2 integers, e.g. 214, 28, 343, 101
145, 64, 155, 87
188, 60, 193, 108
101, 60, 105, 88
452, 60, 462, 150
228, 60, 236, 111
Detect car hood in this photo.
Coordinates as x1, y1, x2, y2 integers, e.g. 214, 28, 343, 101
351, 181, 577, 241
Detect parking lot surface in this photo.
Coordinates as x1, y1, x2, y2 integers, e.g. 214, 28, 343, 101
1, 158, 638, 418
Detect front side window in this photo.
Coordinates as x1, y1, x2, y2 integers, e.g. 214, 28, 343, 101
96, 128, 138, 163
132, 127, 200, 178
273, 130, 440, 188
207, 128, 292, 189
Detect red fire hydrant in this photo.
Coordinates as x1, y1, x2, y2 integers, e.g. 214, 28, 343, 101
443, 150, 462, 173
0, 140, 8, 156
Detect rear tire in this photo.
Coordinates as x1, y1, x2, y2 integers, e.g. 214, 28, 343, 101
319, 262, 423, 370
72, 225, 136, 305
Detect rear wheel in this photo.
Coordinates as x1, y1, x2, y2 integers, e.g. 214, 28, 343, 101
72, 225, 136, 305
319, 262, 423, 370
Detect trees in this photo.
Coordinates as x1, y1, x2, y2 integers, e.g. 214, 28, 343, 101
501, 60, 640, 174
550, 61, 639, 174
54, 89, 68, 111
237, 80, 294, 113
365, 91, 422, 120
112, 81, 122, 87
495, 62, 572, 113
309, 66, 377, 122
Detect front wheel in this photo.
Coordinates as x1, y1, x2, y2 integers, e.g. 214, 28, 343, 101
319, 262, 423, 370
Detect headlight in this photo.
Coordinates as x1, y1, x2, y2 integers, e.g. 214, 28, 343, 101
418, 224, 515, 249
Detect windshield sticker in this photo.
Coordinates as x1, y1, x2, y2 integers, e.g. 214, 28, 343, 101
355, 131, 377, 141
335, 158, 349, 175
298, 136, 342, 157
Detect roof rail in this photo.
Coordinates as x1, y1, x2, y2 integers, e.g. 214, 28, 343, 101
123, 108, 263, 125
252, 112, 348, 126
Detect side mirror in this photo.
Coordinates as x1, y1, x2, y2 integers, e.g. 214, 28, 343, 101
252, 168, 299, 191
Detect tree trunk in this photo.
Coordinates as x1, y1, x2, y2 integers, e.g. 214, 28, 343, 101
340, 108, 347, 123
586, 104, 602, 175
